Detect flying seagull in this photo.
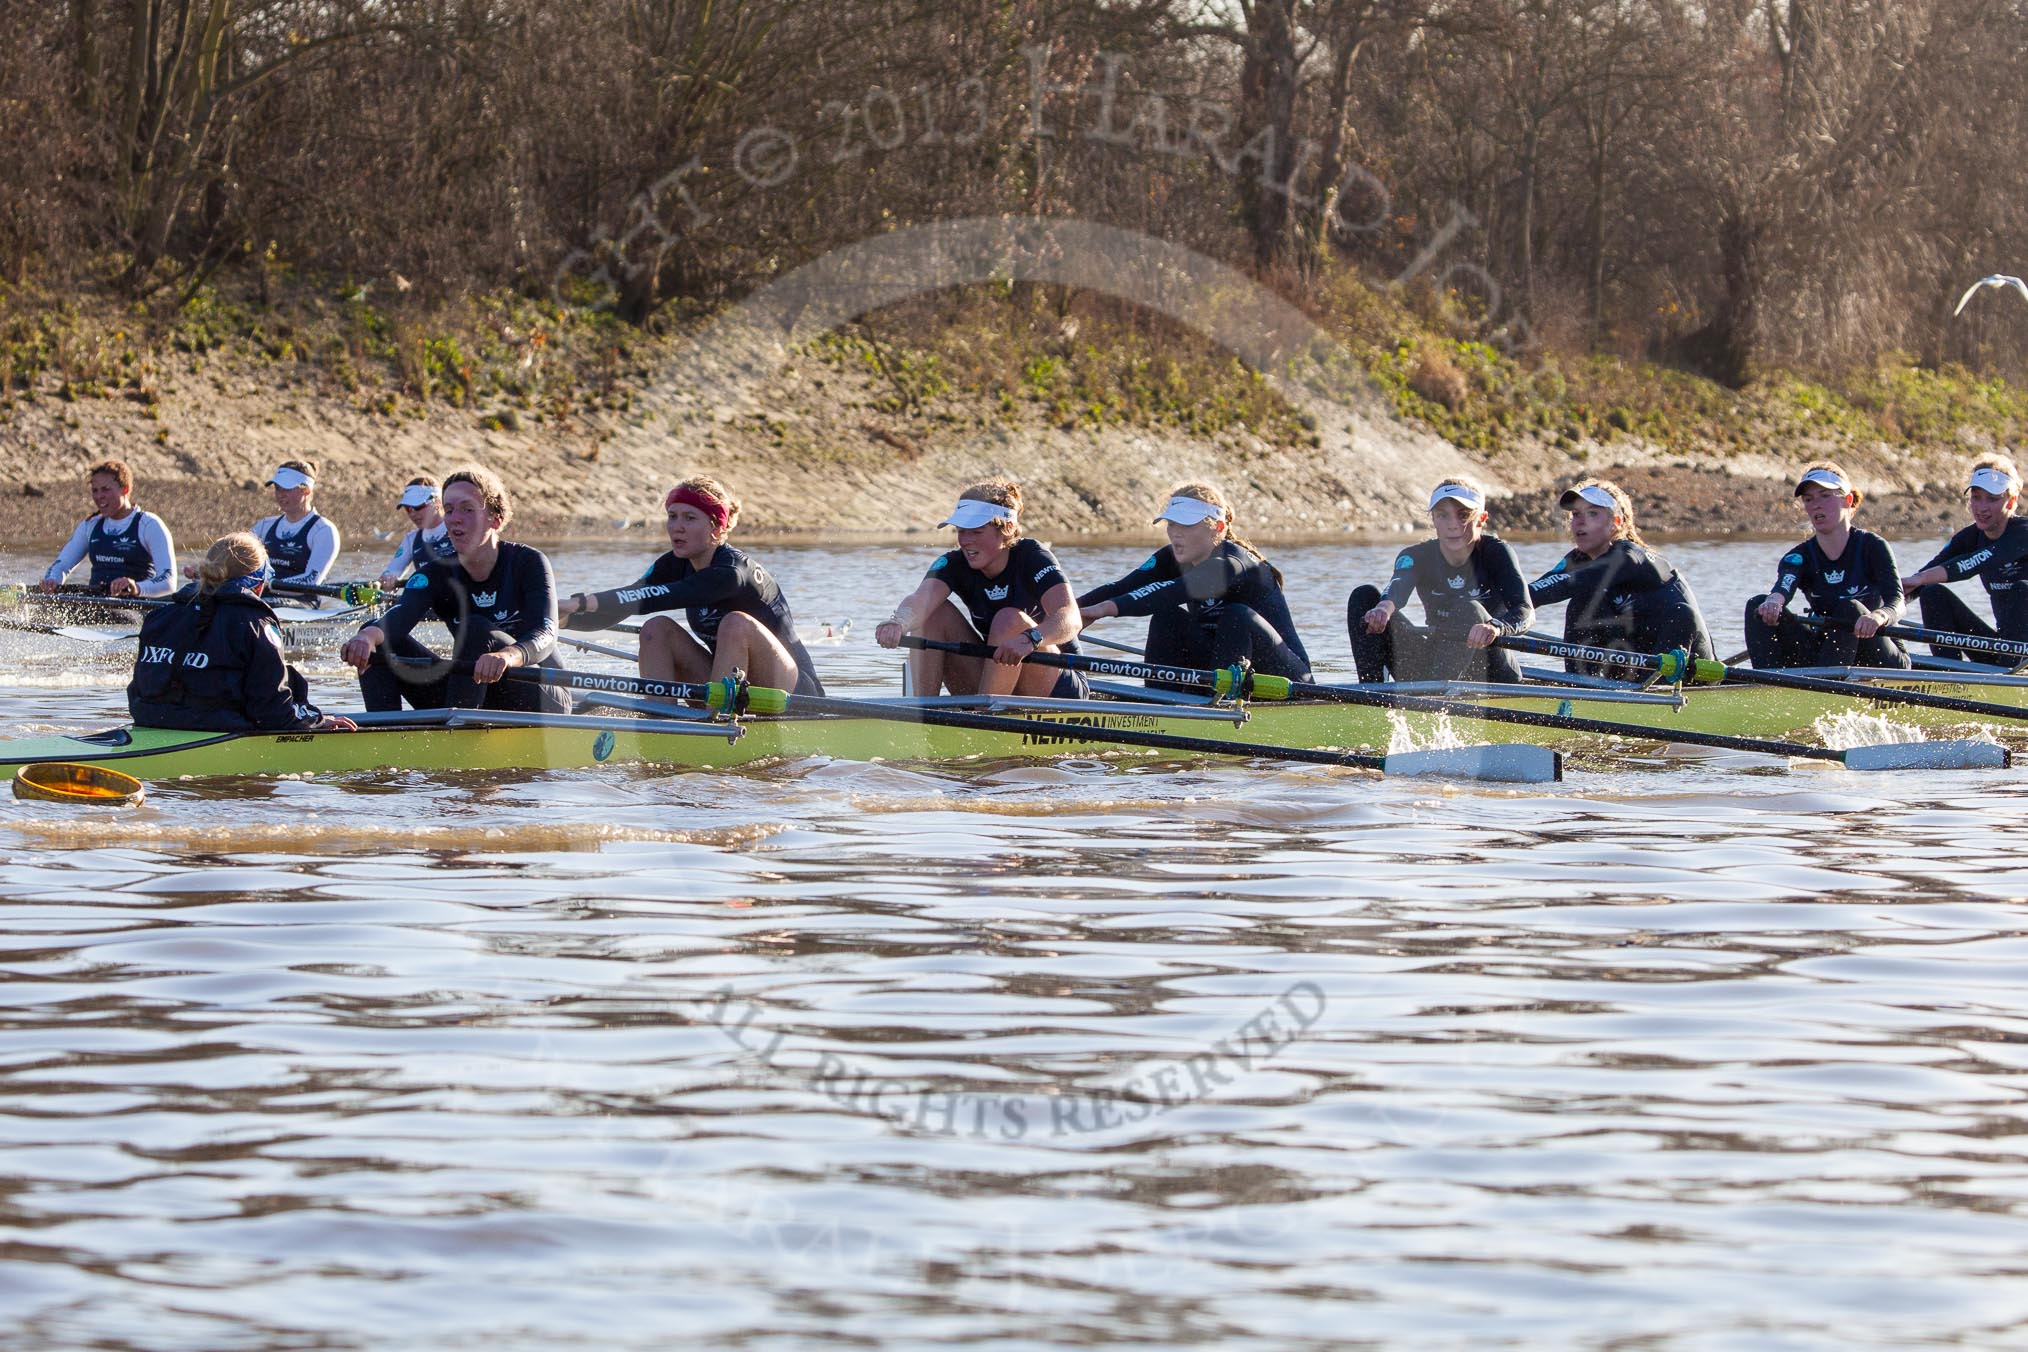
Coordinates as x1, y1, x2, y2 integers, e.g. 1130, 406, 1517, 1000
1953, 274, 2028, 316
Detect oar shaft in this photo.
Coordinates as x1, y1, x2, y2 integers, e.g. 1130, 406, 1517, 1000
506, 658, 1392, 768
903, 636, 1845, 761
454, 661, 753, 710
1716, 660, 2028, 721
1797, 613, 2028, 662
1495, 633, 1704, 682
1505, 620, 2028, 724
272, 580, 383, 606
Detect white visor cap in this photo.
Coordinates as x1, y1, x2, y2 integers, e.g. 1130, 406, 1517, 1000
267, 466, 314, 490
1153, 496, 1227, 526
1968, 466, 2020, 497
1428, 483, 1485, 513
1558, 483, 1618, 512
1793, 467, 1852, 497
939, 498, 1016, 530
398, 483, 439, 509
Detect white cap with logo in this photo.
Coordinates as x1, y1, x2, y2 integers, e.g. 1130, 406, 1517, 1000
1558, 483, 1618, 512
398, 483, 440, 509
1429, 482, 1485, 513
1792, 467, 1852, 497
938, 498, 1016, 529
266, 465, 315, 490
1153, 496, 1227, 526
1968, 466, 2020, 497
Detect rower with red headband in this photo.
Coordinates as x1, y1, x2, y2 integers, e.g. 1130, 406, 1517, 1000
1899, 454, 2028, 661
560, 477, 823, 695
1746, 461, 1909, 669
1527, 478, 1712, 675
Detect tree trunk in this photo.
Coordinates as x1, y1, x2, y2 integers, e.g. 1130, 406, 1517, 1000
1237, 0, 1301, 270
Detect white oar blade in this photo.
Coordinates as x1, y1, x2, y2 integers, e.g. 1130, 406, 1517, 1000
54, 626, 136, 643
1843, 739, 2010, 771
1381, 744, 1562, 784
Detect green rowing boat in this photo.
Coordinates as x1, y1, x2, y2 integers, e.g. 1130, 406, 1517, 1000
0, 666, 2023, 782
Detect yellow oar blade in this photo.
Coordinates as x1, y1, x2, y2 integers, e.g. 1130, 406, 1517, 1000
14, 761, 146, 805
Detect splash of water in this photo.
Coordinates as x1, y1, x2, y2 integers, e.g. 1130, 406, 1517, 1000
1385, 709, 1466, 755
1811, 708, 1924, 749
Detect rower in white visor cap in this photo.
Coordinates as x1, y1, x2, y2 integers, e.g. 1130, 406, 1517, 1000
1900, 453, 2028, 660
1081, 483, 1311, 687
1349, 475, 1534, 684
876, 478, 1087, 700
1748, 460, 1909, 670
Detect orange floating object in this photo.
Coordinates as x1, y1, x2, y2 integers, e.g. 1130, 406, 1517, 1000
13, 761, 146, 806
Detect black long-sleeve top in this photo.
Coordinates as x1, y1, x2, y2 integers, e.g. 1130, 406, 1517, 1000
1530, 540, 1695, 630
1078, 540, 1311, 668
371, 541, 561, 667
1919, 518, 2028, 636
1381, 535, 1533, 634
1769, 531, 1905, 619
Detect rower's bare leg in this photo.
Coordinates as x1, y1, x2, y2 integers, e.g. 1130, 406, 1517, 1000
709, 611, 801, 690
637, 614, 712, 683
983, 609, 1061, 697
913, 604, 983, 695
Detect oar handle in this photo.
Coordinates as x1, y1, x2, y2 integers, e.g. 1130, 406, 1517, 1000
383, 653, 786, 713
1492, 633, 1714, 683
1793, 612, 2028, 662
274, 580, 384, 606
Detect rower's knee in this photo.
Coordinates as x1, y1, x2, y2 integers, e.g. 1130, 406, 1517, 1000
639, 614, 680, 642
985, 609, 1036, 643
921, 603, 970, 640
715, 610, 762, 643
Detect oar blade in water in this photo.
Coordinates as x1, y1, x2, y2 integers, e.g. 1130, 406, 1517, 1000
1842, 739, 2010, 771
1380, 744, 1562, 784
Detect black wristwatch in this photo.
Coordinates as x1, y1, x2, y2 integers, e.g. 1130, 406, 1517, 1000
1023, 626, 1044, 648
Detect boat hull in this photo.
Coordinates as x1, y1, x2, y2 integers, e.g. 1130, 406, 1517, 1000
2, 671, 2023, 782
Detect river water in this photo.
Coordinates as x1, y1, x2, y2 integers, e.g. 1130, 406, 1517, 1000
2, 536, 2025, 1349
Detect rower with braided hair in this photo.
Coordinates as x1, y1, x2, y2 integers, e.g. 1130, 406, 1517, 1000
1079, 482, 1311, 687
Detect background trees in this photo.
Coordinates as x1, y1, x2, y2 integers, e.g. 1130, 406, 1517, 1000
6, 0, 2025, 384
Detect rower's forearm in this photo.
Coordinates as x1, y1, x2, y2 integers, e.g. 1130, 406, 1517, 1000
1038, 608, 1082, 645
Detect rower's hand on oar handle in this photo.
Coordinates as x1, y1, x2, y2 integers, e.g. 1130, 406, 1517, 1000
1756, 595, 1787, 627
105, 577, 139, 598
874, 619, 906, 648
1853, 608, 1888, 639
314, 714, 358, 732
1361, 600, 1396, 634
340, 630, 381, 671
36, 578, 59, 595
1465, 621, 1499, 649
472, 646, 527, 684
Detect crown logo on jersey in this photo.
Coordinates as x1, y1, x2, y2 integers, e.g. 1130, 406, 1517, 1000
1824, 570, 1844, 585
984, 583, 1009, 601
474, 590, 498, 608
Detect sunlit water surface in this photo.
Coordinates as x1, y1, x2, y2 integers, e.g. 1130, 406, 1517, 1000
1, 539, 2024, 1349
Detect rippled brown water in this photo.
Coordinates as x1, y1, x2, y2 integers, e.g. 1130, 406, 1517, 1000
2, 541, 2025, 1349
